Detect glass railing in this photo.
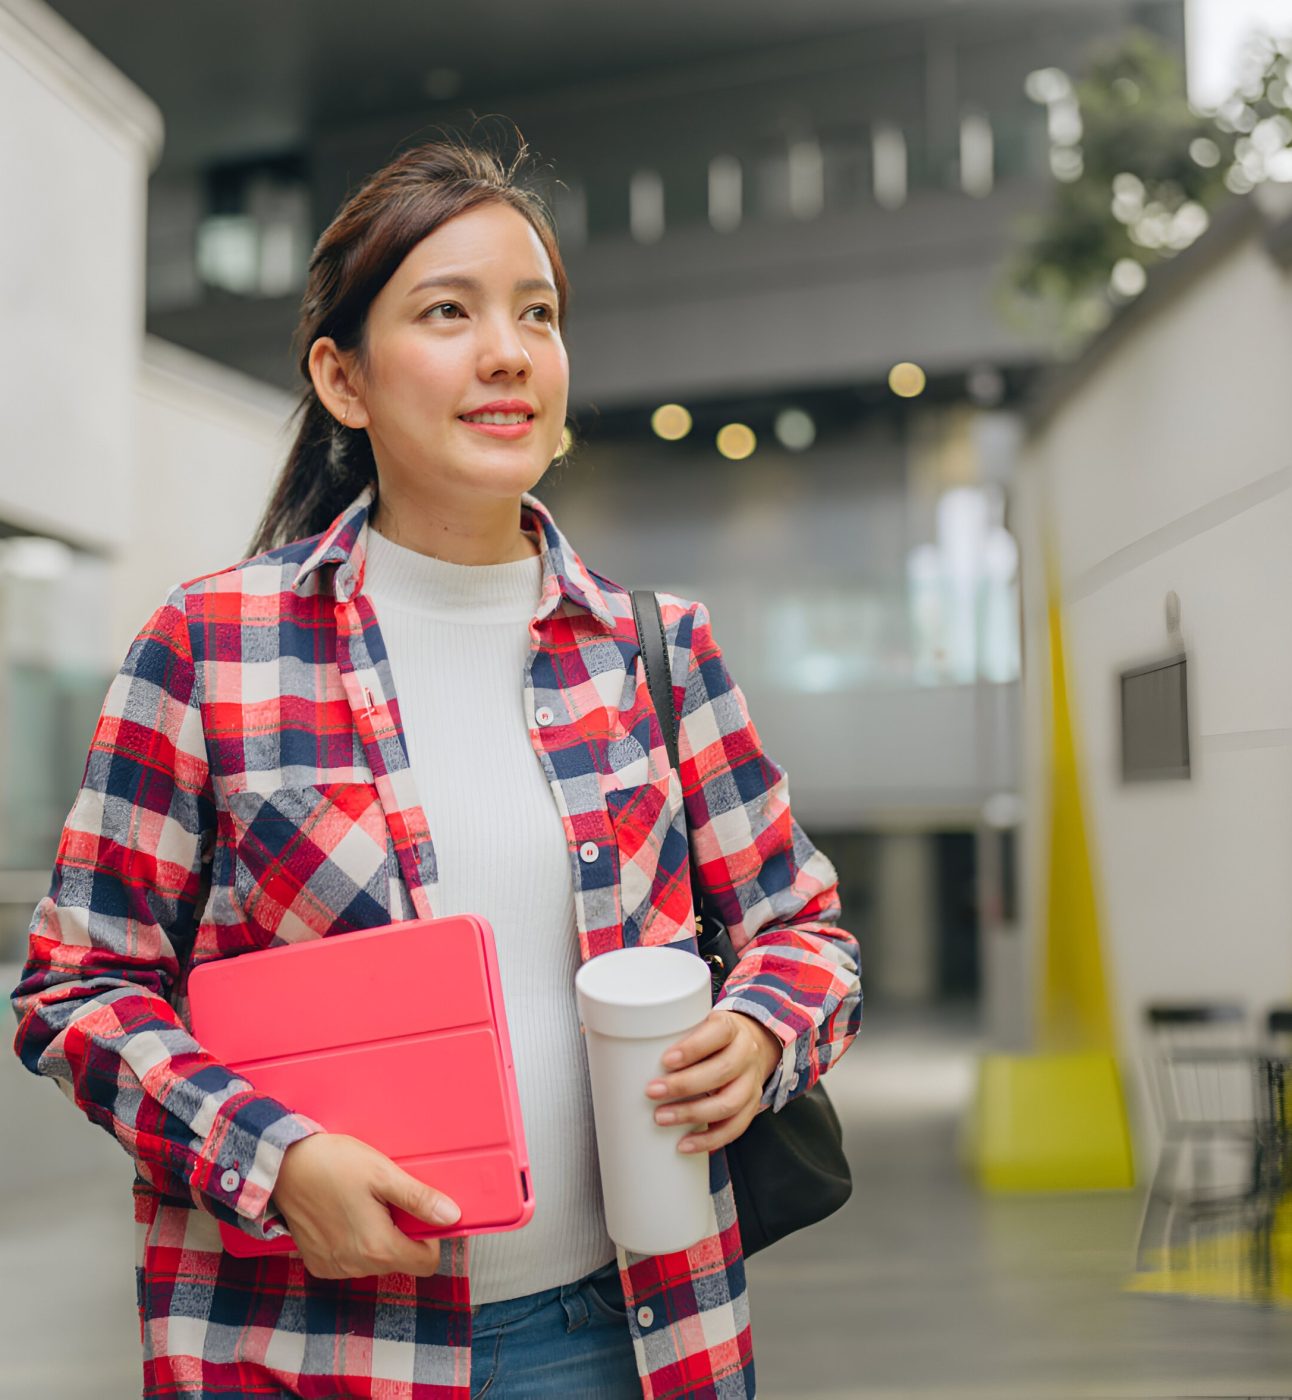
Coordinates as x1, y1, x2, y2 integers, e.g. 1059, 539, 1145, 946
761, 573, 1020, 695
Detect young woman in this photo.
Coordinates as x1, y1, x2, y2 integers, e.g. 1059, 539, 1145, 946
11, 137, 862, 1399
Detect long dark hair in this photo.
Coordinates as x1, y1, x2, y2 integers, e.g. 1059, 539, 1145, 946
245, 132, 571, 559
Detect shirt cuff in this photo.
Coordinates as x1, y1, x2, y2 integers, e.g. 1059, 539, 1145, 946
190, 1094, 326, 1240
717, 996, 804, 1113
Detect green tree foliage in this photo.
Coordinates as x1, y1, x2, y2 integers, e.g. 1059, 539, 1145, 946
1005, 27, 1238, 347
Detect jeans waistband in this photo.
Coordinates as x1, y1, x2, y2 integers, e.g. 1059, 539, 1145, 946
469, 1258, 619, 1322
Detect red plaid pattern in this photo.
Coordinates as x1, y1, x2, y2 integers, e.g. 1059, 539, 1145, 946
11, 481, 862, 1398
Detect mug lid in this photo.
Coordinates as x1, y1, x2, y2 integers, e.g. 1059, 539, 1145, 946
575, 946, 711, 1038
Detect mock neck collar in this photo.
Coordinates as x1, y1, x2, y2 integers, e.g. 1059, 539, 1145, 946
361, 521, 541, 619
288, 480, 617, 630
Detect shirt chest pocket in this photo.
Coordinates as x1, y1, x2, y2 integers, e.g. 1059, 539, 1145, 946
601, 733, 690, 945
223, 781, 397, 947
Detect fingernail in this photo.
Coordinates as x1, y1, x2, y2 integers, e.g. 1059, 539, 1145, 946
656, 1110, 676, 1124
664, 1052, 683, 1066
432, 1198, 461, 1225
646, 1080, 667, 1096
678, 1141, 696, 1152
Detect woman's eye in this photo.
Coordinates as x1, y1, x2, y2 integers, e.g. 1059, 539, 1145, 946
420, 301, 555, 323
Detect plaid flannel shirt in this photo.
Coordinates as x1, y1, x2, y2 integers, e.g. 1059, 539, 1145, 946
11, 480, 862, 1399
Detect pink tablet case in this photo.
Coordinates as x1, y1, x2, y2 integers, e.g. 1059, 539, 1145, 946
186, 914, 533, 1258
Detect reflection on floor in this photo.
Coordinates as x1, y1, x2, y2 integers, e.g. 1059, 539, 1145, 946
4, 988, 1292, 1398
1130, 1216, 1292, 1309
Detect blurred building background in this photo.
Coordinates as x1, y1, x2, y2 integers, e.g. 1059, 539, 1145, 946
7, 0, 1195, 1005
5, 0, 1292, 1395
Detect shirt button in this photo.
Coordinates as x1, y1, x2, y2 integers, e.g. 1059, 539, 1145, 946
636, 1305, 654, 1327
220, 1168, 241, 1193
579, 841, 600, 863
535, 706, 555, 726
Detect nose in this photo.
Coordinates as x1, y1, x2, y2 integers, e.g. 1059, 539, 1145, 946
478, 314, 532, 381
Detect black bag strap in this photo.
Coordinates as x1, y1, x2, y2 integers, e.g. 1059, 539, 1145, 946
630, 589, 681, 772
629, 589, 737, 996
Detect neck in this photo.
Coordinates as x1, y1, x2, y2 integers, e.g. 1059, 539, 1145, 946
370, 486, 539, 565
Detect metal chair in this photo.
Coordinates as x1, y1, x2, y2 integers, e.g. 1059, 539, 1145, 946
1252, 1007, 1292, 1288
1134, 1002, 1271, 1288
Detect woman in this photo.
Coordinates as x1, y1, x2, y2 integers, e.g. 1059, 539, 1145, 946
10, 137, 862, 1399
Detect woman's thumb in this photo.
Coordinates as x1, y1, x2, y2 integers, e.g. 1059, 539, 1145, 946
381, 1169, 461, 1227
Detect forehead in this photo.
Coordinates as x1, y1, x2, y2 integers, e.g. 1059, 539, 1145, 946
391, 203, 554, 288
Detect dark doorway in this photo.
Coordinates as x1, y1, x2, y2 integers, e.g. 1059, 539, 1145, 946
934, 831, 980, 1000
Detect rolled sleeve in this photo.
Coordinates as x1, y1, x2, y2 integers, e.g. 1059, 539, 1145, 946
9, 584, 325, 1233
673, 599, 863, 1112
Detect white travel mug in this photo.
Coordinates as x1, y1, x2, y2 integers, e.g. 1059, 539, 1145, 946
575, 946, 715, 1255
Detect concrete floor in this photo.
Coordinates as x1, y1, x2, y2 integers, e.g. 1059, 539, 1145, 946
3, 984, 1291, 1399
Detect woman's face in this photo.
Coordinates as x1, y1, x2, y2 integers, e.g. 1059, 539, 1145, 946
348, 201, 568, 505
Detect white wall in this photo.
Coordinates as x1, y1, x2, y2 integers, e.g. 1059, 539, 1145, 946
0, 1, 298, 665
125, 337, 295, 658
0, 1, 297, 956
1019, 200, 1292, 1162
0, 0, 160, 552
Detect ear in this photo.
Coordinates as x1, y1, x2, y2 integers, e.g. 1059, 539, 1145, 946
308, 336, 371, 429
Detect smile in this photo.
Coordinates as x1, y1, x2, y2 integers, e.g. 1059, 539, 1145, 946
458, 412, 535, 439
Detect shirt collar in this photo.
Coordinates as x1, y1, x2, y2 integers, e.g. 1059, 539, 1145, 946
288, 480, 617, 630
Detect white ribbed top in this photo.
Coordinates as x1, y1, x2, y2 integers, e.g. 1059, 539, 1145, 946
361, 524, 615, 1303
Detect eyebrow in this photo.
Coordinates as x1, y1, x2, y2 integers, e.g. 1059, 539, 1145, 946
406, 274, 557, 298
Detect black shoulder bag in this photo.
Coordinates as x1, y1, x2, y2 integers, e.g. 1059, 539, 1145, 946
629, 590, 853, 1255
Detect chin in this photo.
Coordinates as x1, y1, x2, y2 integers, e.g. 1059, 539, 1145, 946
454, 460, 550, 496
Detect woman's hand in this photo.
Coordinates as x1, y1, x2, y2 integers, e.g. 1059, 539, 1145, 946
645, 1009, 784, 1154
270, 1133, 461, 1280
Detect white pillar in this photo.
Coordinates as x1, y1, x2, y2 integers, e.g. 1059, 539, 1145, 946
872, 831, 938, 1001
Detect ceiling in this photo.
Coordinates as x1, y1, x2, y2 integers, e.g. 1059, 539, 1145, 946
43, 0, 1089, 174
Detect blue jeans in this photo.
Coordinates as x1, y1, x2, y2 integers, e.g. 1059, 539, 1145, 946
469, 1258, 641, 1398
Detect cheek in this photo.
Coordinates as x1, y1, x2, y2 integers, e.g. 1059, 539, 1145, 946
541, 341, 570, 413
383, 340, 465, 411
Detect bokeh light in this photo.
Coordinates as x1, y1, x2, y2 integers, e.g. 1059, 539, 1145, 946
774, 408, 816, 450
651, 403, 692, 440
716, 423, 756, 459
967, 365, 1005, 406
1110, 258, 1147, 297
889, 362, 927, 398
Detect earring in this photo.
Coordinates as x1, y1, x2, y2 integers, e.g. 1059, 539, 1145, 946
341, 404, 350, 427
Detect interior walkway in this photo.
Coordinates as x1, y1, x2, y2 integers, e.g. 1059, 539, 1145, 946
3, 982, 1291, 1398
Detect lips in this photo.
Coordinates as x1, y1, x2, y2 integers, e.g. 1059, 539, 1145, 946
458, 399, 536, 423
459, 410, 534, 425
458, 412, 536, 439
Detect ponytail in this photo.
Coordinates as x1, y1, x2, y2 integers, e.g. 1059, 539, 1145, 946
244, 389, 377, 560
